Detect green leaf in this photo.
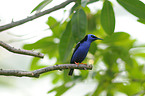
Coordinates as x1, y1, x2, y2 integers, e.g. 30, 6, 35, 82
87, 0, 99, 4
87, 14, 97, 31
128, 65, 145, 80
46, 16, 60, 37
103, 49, 118, 67
103, 32, 130, 43
89, 42, 97, 55
52, 74, 61, 84
31, 0, 53, 13
103, 32, 135, 50
59, 21, 75, 63
92, 75, 110, 96
137, 18, 145, 24
80, 70, 89, 79
30, 58, 47, 70
23, 37, 58, 58
81, 0, 88, 7
46, 16, 57, 27
116, 82, 142, 95
30, 58, 40, 70
48, 83, 74, 96
82, 6, 91, 14
117, 0, 145, 19
130, 47, 145, 58
102, 45, 133, 67
101, 0, 115, 35
46, 16, 67, 38
23, 37, 54, 49
71, 8, 87, 43
76, 0, 81, 5
111, 46, 133, 66
70, 3, 79, 15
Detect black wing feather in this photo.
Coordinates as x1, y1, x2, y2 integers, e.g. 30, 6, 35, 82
80, 35, 88, 43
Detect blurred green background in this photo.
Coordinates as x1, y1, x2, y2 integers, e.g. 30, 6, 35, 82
0, 0, 145, 96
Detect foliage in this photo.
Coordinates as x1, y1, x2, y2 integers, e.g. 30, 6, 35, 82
101, 0, 115, 36
31, 0, 53, 13
23, 0, 145, 95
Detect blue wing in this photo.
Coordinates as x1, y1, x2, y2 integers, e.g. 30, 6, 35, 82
70, 35, 88, 63
70, 42, 80, 63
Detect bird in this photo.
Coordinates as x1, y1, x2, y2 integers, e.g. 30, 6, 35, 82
68, 34, 103, 76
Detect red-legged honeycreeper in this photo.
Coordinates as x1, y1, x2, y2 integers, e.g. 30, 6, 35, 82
68, 34, 103, 76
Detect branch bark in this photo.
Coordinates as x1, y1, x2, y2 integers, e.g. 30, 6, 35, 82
0, 0, 75, 32
0, 64, 93, 78
0, 41, 44, 58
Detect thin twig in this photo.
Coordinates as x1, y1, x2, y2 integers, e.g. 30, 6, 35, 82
0, 0, 75, 32
0, 40, 44, 58
0, 64, 93, 78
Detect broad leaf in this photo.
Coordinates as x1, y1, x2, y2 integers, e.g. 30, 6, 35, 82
71, 8, 87, 43
116, 82, 142, 95
70, 3, 90, 15
110, 46, 133, 66
103, 32, 135, 50
117, 0, 145, 19
87, 0, 99, 4
46, 16, 67, 38
130, 47, 145, 58
30, 58, 46, 70
46, 16, 58, 28
137, 18, 145, 24
23, 37, 54, 49
23, 37, 58, 58
46, 16, 62, 38
89, 42, 97, 55
31, 0, 53, 13
87, 14, 97, 31
70, 3, 79, 15
103, 49, 118, 67
48, 83, 74, 96
103, 32, 130, 43
92, 73, 113, 96
59, 21, 75, 63
81, 0, 88, 7
101, 0, 115, 35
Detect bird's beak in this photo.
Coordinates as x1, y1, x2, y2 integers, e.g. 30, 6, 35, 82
96, 37, 103, 40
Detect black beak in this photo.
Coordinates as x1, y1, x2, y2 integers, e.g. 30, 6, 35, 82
96, 37, 103, 40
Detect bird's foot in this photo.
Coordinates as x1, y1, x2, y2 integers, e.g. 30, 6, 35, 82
81, 63, 87, 65
74, 62, 87, 65
74, 62, 80, 65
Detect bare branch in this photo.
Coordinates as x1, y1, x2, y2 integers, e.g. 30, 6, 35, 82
0, 64, 93, 78
0, 0, 75, 32
0, 41, 44, 58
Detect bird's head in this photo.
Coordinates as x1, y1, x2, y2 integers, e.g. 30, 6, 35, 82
87, 34, 103, 42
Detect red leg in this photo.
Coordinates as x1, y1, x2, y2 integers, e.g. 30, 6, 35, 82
74, 62, 79, 65
74, 62, 87, 65
81, 63, 87, 65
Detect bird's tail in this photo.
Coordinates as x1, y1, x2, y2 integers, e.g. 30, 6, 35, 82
68, 69, 74, 76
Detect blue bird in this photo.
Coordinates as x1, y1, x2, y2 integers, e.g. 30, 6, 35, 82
68, 34, 103, 76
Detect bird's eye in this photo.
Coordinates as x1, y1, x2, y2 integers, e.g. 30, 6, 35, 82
91, 35, 96, 38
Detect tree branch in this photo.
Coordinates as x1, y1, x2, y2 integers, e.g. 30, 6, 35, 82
0, 0, 75, 32
0, 64, 93, 78
0, 41, 44, 58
